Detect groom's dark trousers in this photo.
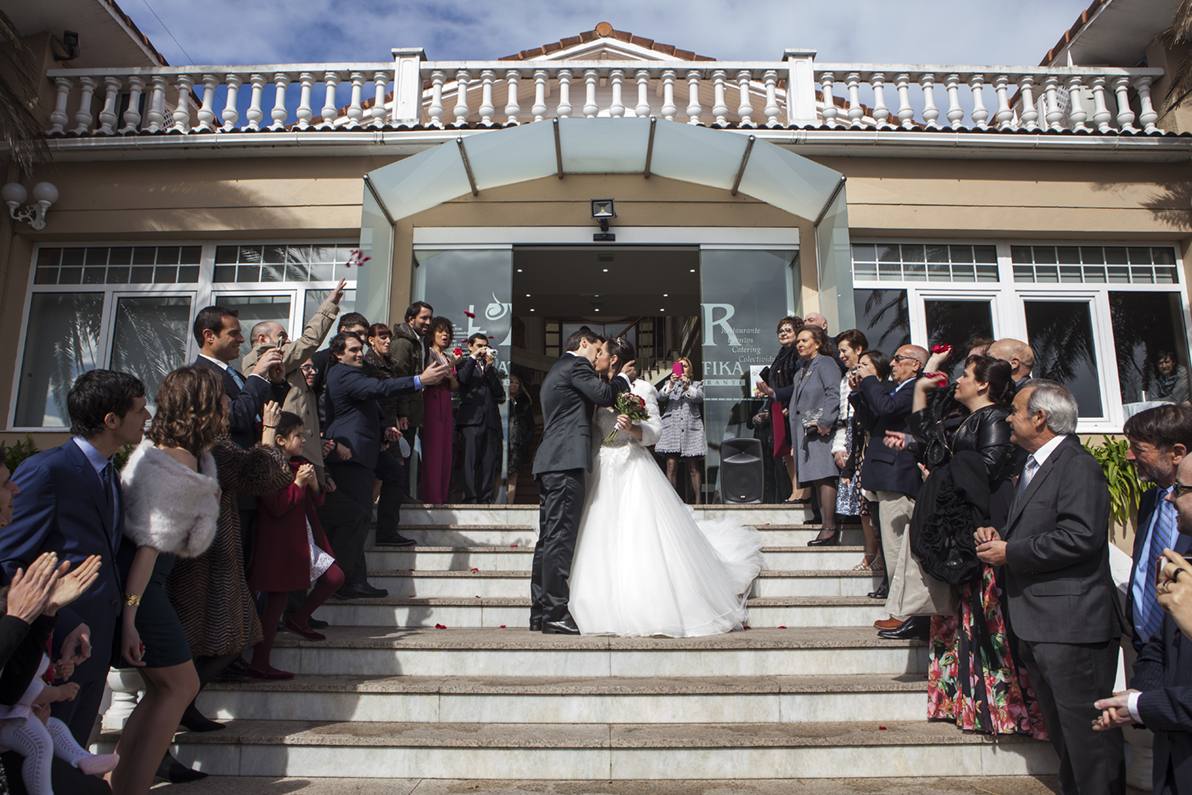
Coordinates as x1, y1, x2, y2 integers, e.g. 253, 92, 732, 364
532, 469, 586, 623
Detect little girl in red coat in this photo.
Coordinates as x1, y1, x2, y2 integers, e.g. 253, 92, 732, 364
248, 411, 345, 679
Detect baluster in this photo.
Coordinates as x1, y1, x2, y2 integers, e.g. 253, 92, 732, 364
1135, 75, 1158, 133
532, 70, 548, 121
1018, 76, 1039, 131
661, 70, 677, 121
819, 72, 838, 128
685, 70, 703, 125
845, 72, 864, 127
1043, 75, 1064, 131
245, 73, 266, 131
920, 74, 940, 128
120, 76, 144, 133
735, 70, 754, 127
478, 70, 496, 126
1090, 76, 1113, 132
504, 70, 521, 125
170, 75, 192, 132
146, 76, 168, 133
295, 72, 314, 129
453, 70, 471, 127
319, 71, 339, 129
556, 69, 572, 118
895, 73, 915, 128
870, 73, 890, 128
268, 73, 290, 130
609, 69, 626, 118
636, 70, 651, 117
1113, 76, 1137, 130
196, 74, 218, 131
1066, 76, 1088, 132
992, 75, 1014, 129
97, 77, 122, 134
969, 75, 989, 128
944, 74, 964, 128
583, 70, 599, 118
221, 75, 241, 130
427, 71, 445, 128
49, 77, 72, 134
711, 70, 728, 126
763, 70, 780, 128
73, 76, 98, 134
370, 72, 388, 127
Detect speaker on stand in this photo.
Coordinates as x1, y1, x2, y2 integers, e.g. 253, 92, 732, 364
719, 437, 765, 504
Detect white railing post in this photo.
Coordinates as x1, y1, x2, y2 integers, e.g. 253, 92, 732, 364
74, 76, 98, 134
583, 70, 599, 118
478, 70, 496, 126
736, 70, 755, 127
346, 72, 365, 128
819, 72, 838, 128
222, 74, 242, 130
870, 73, 891, 128
120, 75, 144, 133
318, 71, 339, 129
428, 71, 445, 128
1018, 76, 1039, 131
944, 74, 964, 128
50, 76, 72, 134
556, 69, 572, 118
296, 72, 315, 129
1043, 75, 1064, 131
661, 70, 677, 121
533, 69, 549, 121
895, 73, 915, 128
609, 69, 626, 118
1090, 76, 1113, 132
269, 73, 291, 131
146, 75, 168, 133
1112, 76, 1136, 131
370, 72, 388, 128
453, 70, 471, 127
1066, 76, 1089, 132
845, 72, 864, 127
711, 70, 728, 126
969, 75, 989, 128
246, 73, 266, 131
1135, 76, 1158, 133
98, 76, 122, 135
784, 48, 818, 126
993, 75, 1013, 129
196, 74, 219, 131
685, 70, 703, 125
919, 74, 940, 128
636, 69, 652, 118
390, 47, 425, 127
504, 70, 521, 125
170, 74, 193, 132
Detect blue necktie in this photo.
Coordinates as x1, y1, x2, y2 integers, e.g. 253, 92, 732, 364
1138, 493, 1177, 644
99, 463, 113, 508
229, 368, 246, 390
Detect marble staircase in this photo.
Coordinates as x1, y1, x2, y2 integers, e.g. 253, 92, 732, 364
99, 504, 1059, 780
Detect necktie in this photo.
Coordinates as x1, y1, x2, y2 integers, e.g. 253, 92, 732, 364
99, 463, 113, 509
1137, 492, 1177, 644
1016, 455, 1038, 505
229, 367, 246, 390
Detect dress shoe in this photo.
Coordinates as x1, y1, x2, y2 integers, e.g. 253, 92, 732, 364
226, 657, 251, 674
284, 618, 327, 641
156, 753, 208, 783
877, 617, 930, 641
375, 533, 417, 547
212, 658, 251, 683
529, 617, 543, 632
867, 584, 889, 600
873, 617, 902, 630
306, 617, 329, 630
247, 664, 295, 680
359, 583, 389, 598
335, 583, 389, 599
807, 530, 840, 547
179, 704, 225, 732
542, 616, 581, 635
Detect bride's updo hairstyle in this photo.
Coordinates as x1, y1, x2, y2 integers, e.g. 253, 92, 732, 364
149, 366, 229, 457
605, 337, 636, 378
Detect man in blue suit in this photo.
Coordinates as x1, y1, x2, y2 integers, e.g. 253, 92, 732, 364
322, 332, 449, 598
0, 370, 151, 744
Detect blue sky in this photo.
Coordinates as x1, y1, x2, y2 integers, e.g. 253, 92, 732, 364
130, 0, 1096, 68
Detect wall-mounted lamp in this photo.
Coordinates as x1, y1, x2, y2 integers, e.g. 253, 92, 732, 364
3, 183, 59, 231
591, 199, 615, 241
53, 30, 81, 62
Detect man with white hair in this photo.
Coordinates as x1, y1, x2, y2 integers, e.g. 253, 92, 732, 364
988, 338, 1035, 390
976, 380, 1125, 795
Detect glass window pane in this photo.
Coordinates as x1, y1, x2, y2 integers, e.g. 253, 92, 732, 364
156, 246, 180, 265
950, 245, 974, 263
976, 264, 999, 282
15, 293, 106, 428
153, 266, 178, 284
303, 289, 357, 351
927, 261, 950, 281
59, 267, 81, 284
1152, 248, 1176, 265
237, 265, 261, 282
109, 296, 193, 412
214, 265, 236, 282
107, 267, 130, 284
1033, 247, 1057, 264
178, 266, 200, 283
974, 246, 997, 264
34, 269, 56, 285
927, 245, 950, 263
904, 261, 926, 281
213, 294, 292, 368
130, 266, 154, 283
1057, 246, 1081, 265
83, 268, 105, 285
180, 246, 202, 265
131, 247, 155, 266
851, 244, 876, 262
925, 300, 994, 377
37, 249, 61, 267
85, 248, 108, 266
215, 245, 239, 264
1024, 300, 1103, 418
1009, 246, 1033, 263
853, 261, 877, 281
853, 288, 910, 355
62, 248, 85, 267
1110, 292, 1190, 406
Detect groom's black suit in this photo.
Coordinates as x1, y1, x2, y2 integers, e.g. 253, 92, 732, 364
531, 352, 631, 625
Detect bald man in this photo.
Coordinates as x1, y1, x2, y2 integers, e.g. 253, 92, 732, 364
803, 312, 847, 375
988, 338, 1035, 390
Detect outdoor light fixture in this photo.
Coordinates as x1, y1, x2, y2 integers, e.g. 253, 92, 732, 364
591, 199, 616, 241
53, 30, 80, 62
3, 182, 58, 230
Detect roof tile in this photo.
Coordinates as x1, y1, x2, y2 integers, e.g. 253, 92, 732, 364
499, 24, 714, 62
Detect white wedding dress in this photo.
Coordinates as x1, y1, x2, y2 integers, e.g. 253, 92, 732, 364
569, 378, 765, 637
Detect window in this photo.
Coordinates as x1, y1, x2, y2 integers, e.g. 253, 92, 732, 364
1023, 299, 1104, 418
14, 293, 106, 428
924, 299, 995, 377
1012, 245, 1178, 285
852, 243, 998, 283
212, 294, 293, 368
1110, 292, 1189, 404
109, 296, 193, 412
853, 288, 910, 352
35, 246, 202, 286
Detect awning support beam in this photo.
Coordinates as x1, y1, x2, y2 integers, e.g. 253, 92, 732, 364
814, 174, 847, 225
644, 116, 657, 178
553, 119, 564, 179
730, 135, 755, 196
456, 137, 479, 196
362, 174, 395, 224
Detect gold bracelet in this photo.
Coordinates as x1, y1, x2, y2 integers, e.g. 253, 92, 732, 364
123, 594, 141, 607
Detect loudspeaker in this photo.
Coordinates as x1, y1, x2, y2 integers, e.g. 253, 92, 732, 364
719, 437, 765, 504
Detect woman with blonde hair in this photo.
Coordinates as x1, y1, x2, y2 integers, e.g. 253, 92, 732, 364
657, 356, 706, 504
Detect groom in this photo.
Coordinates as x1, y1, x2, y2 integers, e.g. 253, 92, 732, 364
531, 328, 635, 634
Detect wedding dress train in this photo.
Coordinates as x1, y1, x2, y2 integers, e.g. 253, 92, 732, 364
569, 378, 765, 637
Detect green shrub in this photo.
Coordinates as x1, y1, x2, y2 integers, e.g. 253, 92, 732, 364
2, 435, 41, 474
1084, 437, 1143, 539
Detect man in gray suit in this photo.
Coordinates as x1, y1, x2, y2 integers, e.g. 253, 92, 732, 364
530, 328, 634, 635
976, 380, 1125, 795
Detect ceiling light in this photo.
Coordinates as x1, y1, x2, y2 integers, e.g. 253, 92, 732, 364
690, 269, 695, 273
602, 268, 608, 273
595, 308, 600, 312
663, 293, 668, 297
517, 268, 523, 273
530, 308, 535, 312
525, 294, 531, 297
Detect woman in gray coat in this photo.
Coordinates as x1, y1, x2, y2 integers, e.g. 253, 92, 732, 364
657, 357, 706, 504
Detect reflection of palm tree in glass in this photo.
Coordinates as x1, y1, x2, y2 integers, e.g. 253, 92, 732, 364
1027, 303, 1097, 384
110, 299, 191, 406
50, 295, 105, 420
1110, 293, 1180, 401
861, 289, 911, 350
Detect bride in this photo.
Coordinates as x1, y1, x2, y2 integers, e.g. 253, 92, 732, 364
569, 337, 765, 637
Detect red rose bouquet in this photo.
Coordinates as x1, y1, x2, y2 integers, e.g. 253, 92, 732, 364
604, 392, 649, 444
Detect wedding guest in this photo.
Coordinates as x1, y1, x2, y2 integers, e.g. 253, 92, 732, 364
363, 323, 413, 545
841, 349, 891, 580
832, 331, 880, 570
456, 333, 505, 505
391, 302, 434, 465
113, 366, 227, 795
420, 317, 462, 504
308, 312, 370, 426
761, 326, 840, 545
765, 316, 802, 503
1154, 350, 1191, 404
506, 372, 535, 504
657, 357, 706, 505
1158, 550, 1192, 639
987, 338, 1035, 390
248, 411, 344, 679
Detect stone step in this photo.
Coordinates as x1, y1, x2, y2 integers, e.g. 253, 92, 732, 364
96, 719, 1057, 780
266, 627, 926, 678
315, 595, 890, 629
364, 545, 878, 572
397, 505, 815, 528
198, 673, 929, 725
366, 569, 883, 598
377, 525, 865, 548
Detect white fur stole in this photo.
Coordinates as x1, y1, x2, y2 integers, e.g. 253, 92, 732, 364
120, 439, 220, 558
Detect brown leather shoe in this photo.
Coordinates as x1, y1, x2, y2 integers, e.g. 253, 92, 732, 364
873, 617, 902, 630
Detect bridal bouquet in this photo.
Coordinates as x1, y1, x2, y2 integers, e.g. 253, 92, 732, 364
604, 392, 648, 444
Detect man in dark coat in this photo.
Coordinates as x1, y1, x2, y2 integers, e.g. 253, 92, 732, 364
456, 333, 506, 504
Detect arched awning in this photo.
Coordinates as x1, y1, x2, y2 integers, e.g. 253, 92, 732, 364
357, 118, 853, 328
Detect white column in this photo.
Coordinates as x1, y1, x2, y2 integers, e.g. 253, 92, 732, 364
819, 72, 838, 128
1135, 76, 1158, 133
763, 70, 779, 127
120, 75, 144, 133
504, 70, 521, 125
346, 72, 365, 128
736, 70, 754, 127
993, 75, 1014, 129
1043, 75, 1064, 131
390, 47, 425, 127
1018, 76, 1039, 131
711, 70, 728, 126
532, 69, 549, 121
944, 74, 964, 128
1090, 76, 1113, 133
296, 72, 315, 129
145, 75, 168, 133
583, 70, 599, 117
269, 73, 291, 131
221, 74, 241, 130
969, 75, 989, 128
73, 75, 98, 134
636, 69, 652, 118
784, 48, 818, 126
686, 70, 703, 125
171, 74, 193, 132
1066, 76, 1089, 132
478, 70, 496, 126
556, 70, 572, 118
1113, 76, 1137, 131
453, 70, 471, 127
661, 70, 677, 121
428, 71, 445, 128
50, 76, 72, 134
370, 72, 388, 128
319, 71, 340, 129
609, 69, 626, 118
245, 73, 266, 131
895, 73, 915, 128
845, 72, 864, 127
97, 76, 122, 134
919, 74, 940, 128
196, 74, 219, 131
870, 73, 890, 128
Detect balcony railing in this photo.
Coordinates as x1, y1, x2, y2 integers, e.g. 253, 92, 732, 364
44, 50, 1165, 138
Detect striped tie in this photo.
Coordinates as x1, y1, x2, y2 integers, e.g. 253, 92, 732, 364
1138, 493, 1177, 644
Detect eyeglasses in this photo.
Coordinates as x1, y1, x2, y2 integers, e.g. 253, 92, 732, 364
892, 354, 917, 363
300, 364, 317, 373
777, 328, 795, 335
1172, 482, 1192, 499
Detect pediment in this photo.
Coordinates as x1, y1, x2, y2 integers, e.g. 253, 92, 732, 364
499, 22, 715, 64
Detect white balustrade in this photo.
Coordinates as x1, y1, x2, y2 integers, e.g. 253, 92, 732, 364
1018, 76, 1039, 131
969, 75, 989, 128
346, 72, 365, 128
120, 76, 144, 133
819, 72, 838, 128
920, 74, 940, 128
319, 72, 339, 129
98, 77, 122, 134
762, 70, 779, 127
222, 74, 241, 130
895, 74, 915, 128
1067, 76, 1088, 132
268, 73, 290, 131
845, 73, 864, 128
74, 76, 98, 135
993, 76, 1013, 129
870, 73, 890, 128
532, 70, 549, 122
428, 71, 445, 128
736, 70, 755, 127
145, 76, 167, 133
504, 70, 521, 125
245, 73, 265, 131
171, 74, 193, 132
583, 70, 598, 118
50, 77, 72, 135
556, 69, 572, 118
1113, 76, 1136, 131
637, 70, 652, 118
295, 72, 315, 129
711, 70, 728, 126
1091, 76, 1113, 132
686, 70, 702, 125
370, 72, 388, 128
660, 70, 677, 121
609, 69, 626, 118
196, 74, 219, 131
478, 70, 496, 126
944, 74, 964, 129
453, 70, 470, 127
1136, 76, 1158, 133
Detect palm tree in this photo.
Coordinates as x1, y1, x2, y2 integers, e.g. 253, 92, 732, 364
0, 8, 51, 175
1159, 0, 1192, 113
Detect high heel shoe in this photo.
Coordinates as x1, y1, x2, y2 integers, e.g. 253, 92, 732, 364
807, 529, 840, 547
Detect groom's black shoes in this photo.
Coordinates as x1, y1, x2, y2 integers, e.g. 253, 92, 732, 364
529, 617, 543, 632
542, 615, 580, 635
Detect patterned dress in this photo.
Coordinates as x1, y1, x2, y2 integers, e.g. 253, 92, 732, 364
656, 379, 705, 458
